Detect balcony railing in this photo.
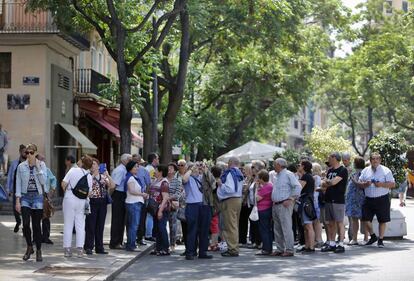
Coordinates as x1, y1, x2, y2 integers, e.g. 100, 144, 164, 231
75, 68, 111, 96
0, 1, 58, 33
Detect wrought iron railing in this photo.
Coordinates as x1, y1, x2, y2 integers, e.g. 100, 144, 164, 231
0, 1, 58, 33
75, 68, 110, 96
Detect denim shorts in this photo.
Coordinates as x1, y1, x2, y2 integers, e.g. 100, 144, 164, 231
21, 192, 43, 209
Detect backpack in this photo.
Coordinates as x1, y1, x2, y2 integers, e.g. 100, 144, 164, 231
72, 170, 90, 199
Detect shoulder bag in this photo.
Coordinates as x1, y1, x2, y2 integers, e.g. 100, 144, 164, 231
36, 170, 54, 219
249, 185, 259, 222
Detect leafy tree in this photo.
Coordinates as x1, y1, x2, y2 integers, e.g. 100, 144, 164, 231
304, 125, 352, 163
29, 0, 185, 154
368, 132, 408, 184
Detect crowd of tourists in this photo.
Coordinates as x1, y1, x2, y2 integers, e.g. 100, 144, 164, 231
4, 142, 404, 262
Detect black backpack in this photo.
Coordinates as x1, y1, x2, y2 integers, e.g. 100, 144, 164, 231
72, 170, 90, 199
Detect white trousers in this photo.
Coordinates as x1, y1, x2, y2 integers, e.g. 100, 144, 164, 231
63, 196, 86, 248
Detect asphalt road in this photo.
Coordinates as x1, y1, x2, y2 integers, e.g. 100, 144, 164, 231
115, 199, 414, 281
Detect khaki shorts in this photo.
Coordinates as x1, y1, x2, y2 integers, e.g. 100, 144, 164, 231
325, 203, 345, 222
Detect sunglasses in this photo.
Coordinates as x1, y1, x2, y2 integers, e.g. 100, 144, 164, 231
25, 151, 35, 155
178, 164, 185, 167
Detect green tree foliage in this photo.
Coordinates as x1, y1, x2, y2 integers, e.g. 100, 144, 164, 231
368, 132, 408, 184
304, 125, 352, 163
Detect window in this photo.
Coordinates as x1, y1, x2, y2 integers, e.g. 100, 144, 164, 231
385, 1, 393, 14
78, 52, 85, 68
0, 53, 11, 88
106, 58, 111, 76
294, 120, 299, 129
403, 1, 408, 12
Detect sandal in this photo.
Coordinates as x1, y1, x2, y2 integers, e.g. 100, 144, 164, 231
255, 250, 271, 256
270, 251, 283, 256
400, 202, 406, 207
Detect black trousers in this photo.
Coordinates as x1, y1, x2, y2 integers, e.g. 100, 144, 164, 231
21, 207, 42, 250
239, 205, 251, 244
13, 193, 21, 225
181, 220, 187, 244
250, 219, 262, 245
42, 218, 51, 240
293, 210, 305, 245
85, 198, 107, 251
137, 205, 147, 242
110, 190, 126, 247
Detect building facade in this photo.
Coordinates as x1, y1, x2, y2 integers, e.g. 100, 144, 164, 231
0, 0, 96, 186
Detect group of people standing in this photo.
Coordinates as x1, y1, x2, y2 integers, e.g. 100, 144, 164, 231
5, 142, 399, 262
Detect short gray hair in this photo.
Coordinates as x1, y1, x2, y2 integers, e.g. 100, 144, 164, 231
252, 160, 265, 171
228, 157, 240, 167
121, 153, 132, 163
330, 152, 341, 162
274, 158, 287, 168
342, 152, 351, 161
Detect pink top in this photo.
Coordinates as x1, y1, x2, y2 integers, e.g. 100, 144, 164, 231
257, 182, 273, 211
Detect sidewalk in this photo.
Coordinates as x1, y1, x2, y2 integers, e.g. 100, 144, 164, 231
0, 208, 154, 281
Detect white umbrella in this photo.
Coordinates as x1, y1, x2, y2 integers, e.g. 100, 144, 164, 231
217, 140, 284, 163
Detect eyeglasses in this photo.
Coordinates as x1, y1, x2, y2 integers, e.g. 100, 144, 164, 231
25, 151, 35, 155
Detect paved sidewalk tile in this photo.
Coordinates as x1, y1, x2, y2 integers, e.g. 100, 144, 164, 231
0, 208, 153, 281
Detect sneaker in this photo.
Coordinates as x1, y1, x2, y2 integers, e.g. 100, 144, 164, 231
64, 248, 72, 258
301, 248, 315, 254
347, 240, 359, 246
365, 234, 378, 246
85, 249, 93, 255
378, 239, 385, 248
321, 245, 336, 252
315, 241, 324, 249
77, 248, 84, 258
360, 240, 369, 246
334, 245, 345, 253
221, 251, 239, 257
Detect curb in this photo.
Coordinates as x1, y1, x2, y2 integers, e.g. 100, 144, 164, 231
102, 243, 155, 281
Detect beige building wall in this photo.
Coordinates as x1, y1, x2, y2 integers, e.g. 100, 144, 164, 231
0, 36, 79, 164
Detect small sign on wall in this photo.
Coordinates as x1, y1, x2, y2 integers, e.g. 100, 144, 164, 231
23, 76, 39, 86
7, 94, 30, 110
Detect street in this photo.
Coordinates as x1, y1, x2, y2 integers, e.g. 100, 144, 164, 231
115, 198, 414, 281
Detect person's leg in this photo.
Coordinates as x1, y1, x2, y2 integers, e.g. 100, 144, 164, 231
304, 223, 315, 249
41, 218, 51, 242
110, 191, 124, 247
137, 206, 147, 242
185, 203, 199, 257
159, 211, 169, 252
272, 205, 284, 253
95, 199, 107, 252
198, 205, 212, 257
313, 220, 323, 244
337, 221, 345, 242
126, 203, 135, 250
258, 208, 272, 253
21, 207, 33, 247
145, 213, 154, 239
238, 205, 249, 244
13, 194, 21, 231
379, 223, 387, 239
74, 199, 86, 249
63, 198, 75, 249
169, 211, 178, 248
224, 198, 241, 254
32, 209, 43, 250
351, 218, 359, 241
85, 200, 98, 251
278, 203, 295, 253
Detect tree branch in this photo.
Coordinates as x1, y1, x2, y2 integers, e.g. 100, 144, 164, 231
72, 0, 117, 60
128, 0, 184, 70
126, 0, 162, 33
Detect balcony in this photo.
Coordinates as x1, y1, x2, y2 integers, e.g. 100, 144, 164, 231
75, 68, 111, 97
0, 1, 58, 33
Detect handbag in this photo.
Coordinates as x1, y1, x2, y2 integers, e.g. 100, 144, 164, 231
302, 194, 317, 220
36, 170, 54, 219
249, 185, 259, 221
177, 207, 186, 221
147, 197, 159, 217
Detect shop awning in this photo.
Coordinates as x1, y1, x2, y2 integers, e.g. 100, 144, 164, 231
89, 115, 143, 145
56, 122, 97, 155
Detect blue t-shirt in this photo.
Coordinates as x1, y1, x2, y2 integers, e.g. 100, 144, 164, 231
184, 176, 203, 204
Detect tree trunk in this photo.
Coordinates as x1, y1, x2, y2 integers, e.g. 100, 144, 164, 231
115, 28, 132, 154
160, 2, 190, 163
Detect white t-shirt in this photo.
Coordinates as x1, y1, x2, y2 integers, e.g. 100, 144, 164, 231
125, 176, 144, 204
63, 167, 93, 200
269, 170, 277, 185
